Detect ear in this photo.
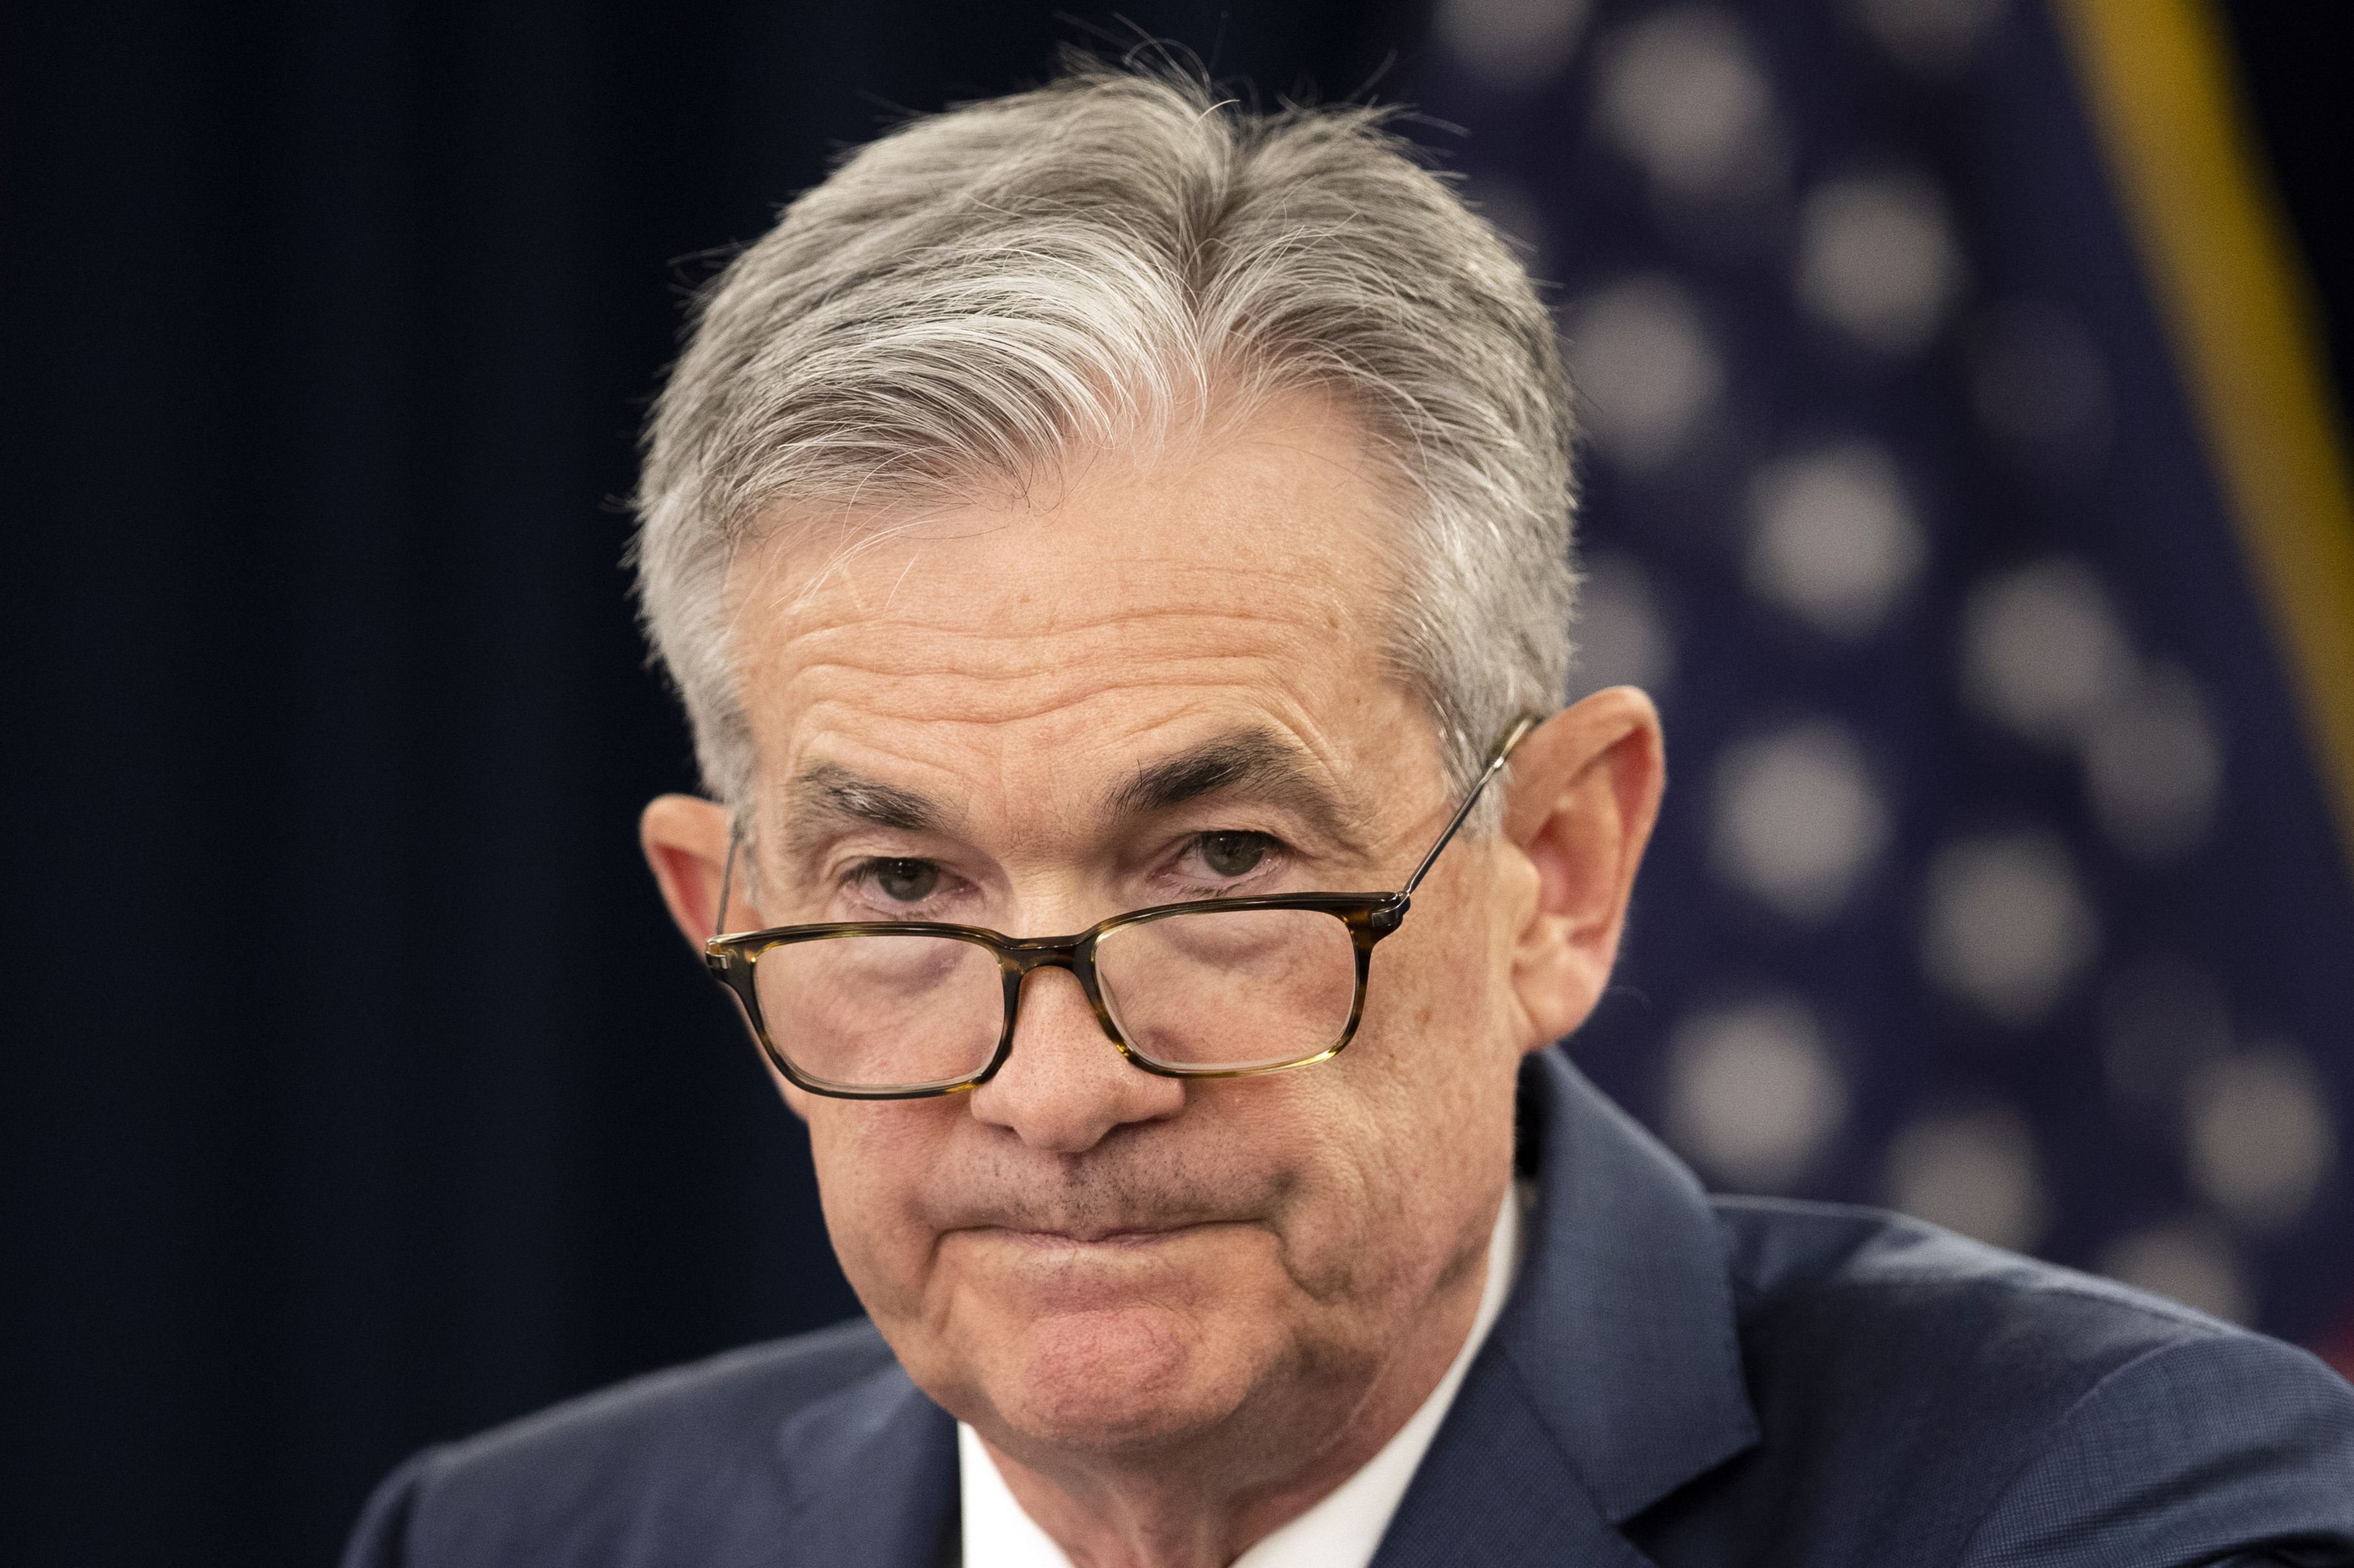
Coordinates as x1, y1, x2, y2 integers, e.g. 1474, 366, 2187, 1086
640, 793, 757, 945
640, 794, 815, 1121
1498, 687, 1666, 1049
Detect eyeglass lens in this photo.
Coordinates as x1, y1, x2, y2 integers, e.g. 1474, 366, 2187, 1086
749, 906, 1357, 1092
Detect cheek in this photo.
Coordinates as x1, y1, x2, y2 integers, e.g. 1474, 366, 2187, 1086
806, 1102, 945, 1323
1346, 881, 1523, 1190
1370, 867, 1514, 1062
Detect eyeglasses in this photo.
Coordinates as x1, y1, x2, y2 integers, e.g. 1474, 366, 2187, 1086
701, 716, 1540, 1100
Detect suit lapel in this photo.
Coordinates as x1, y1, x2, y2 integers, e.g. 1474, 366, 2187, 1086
775, 1357, 958, 1568
1368, 1346, 1660, 1568
1374, 1050, 1760, 1566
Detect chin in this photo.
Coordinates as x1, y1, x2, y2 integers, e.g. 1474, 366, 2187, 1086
982, 1303, 1252, 1454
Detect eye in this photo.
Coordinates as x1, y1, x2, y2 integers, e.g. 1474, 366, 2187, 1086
869, 858, 940, 904
1196, 831, 1270, 879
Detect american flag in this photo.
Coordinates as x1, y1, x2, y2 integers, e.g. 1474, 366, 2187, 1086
1411, 0, 2354, 1365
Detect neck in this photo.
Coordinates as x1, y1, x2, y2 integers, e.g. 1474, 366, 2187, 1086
971, 1188, 1519, 1568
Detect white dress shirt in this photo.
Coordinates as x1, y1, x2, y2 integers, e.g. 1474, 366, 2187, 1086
958, 1183, 1529, 1568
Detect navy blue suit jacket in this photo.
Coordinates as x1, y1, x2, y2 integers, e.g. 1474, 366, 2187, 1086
346, 1050, 2354, 1566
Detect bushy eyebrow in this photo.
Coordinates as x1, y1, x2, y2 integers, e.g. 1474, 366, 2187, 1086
784, 762, 944, 841
778, 731, 1363, 856
1104, 729, 1362, 850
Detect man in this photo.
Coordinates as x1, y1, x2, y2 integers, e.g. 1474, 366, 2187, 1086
345, 64, 2354, 1568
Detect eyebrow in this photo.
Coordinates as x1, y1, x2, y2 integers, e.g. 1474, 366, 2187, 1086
783, 762, 946, 843
777, 730, 1363, 855
1104, 729, 1361, 850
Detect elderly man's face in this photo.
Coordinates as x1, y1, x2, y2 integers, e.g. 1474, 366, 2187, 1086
644, 397, 1657, 1491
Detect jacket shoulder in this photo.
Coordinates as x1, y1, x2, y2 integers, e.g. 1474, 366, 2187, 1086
1623, 1200, 2354, 1565
345, 1316, 899, 1568
1712, 1195, 2242, 1362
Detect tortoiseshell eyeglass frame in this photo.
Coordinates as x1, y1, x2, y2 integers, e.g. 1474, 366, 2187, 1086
700, 715, 1541, 1100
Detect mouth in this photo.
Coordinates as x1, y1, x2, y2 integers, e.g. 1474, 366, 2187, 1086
983, 1223, 1211, 1248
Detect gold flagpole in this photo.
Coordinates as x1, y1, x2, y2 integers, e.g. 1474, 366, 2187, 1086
2052, 0, 2354, 878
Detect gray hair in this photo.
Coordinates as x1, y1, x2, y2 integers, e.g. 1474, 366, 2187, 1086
633, 62, 1578, 821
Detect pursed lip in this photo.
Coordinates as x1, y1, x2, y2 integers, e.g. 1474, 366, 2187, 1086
964, 1222, 1221, 1248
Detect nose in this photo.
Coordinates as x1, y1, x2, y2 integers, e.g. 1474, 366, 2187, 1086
967, 963, 1185, 1152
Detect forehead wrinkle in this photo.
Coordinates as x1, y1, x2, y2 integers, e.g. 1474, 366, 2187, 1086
764, 626, 1345, 731
754, 530, 1355, 633
782, 669, 1314, 746
781, 599, 1347, 668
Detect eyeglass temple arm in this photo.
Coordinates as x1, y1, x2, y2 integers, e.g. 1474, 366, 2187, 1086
1398, 714, 1542, 897
712, 815, 746, 942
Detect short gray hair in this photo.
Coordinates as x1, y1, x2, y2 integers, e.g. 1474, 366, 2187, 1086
633, 62, 1577, 818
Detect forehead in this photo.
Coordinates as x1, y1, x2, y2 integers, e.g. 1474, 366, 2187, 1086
727, 400, 1420, 804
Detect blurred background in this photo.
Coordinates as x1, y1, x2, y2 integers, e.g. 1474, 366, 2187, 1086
4, 1, 2348, 1562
